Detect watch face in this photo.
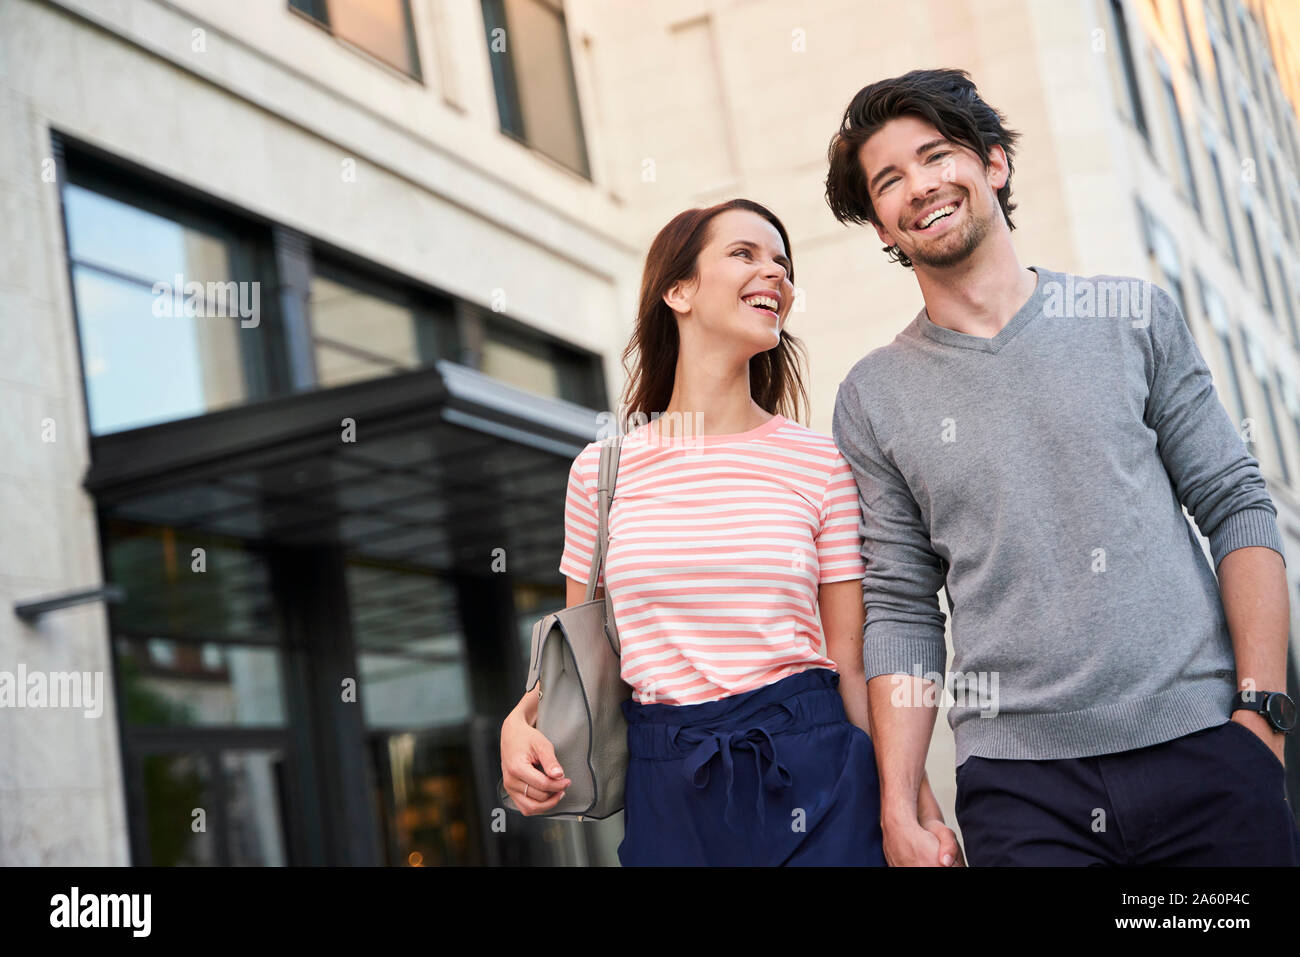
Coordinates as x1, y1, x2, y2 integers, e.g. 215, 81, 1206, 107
1266, 693, 1298, 732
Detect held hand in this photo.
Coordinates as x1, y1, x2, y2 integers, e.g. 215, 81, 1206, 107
1232, 709, 1285, 767
500, 711, 572, 815
883, 814, 961, 867
920, 817, 965, 867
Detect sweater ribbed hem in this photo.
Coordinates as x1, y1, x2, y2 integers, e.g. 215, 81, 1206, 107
862, 627, 948, 688
952, 674, 1237, 765
1209, 507, 1287, 569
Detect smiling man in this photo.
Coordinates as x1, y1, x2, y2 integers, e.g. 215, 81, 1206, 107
825, 68, 1300, 866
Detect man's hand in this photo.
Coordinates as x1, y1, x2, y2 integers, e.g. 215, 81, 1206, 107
1231, 708, 1286, 767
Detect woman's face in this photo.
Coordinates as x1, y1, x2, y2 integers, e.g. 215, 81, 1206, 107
665, 209, 794, 351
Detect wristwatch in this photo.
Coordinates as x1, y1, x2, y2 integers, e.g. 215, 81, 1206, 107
1232, 691, 1298, 733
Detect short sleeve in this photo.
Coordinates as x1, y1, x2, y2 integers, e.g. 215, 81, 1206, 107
557, 444, 604, 587
815, 452, 868, 583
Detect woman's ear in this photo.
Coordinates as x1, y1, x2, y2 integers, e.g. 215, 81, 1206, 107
663, 278, 694, 316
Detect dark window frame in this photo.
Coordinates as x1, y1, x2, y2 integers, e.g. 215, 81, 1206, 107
1205, 133, 1243, 271
1177, 0, 1202, 90
1196, 269, 1251, 426
1108, 0, 1150, 143
1158, 61, 1201, 218
55, 139, 288, 437
288, 0, 424, 82
1209, 26, 1239, 148
1249, 340, 1292, 485
480, 0, 592, 179
306, 252, 461, 383
460, 301, 607, 409
1243, 202, 1275, 315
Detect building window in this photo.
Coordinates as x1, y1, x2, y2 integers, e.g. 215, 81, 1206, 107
106, 520, 291, 866
1242, 201, 1274, 315
466, 308, 605, 407
1238, 86, 1265, 196
1204, 130, 1242, 270
1293, 188, 1300, 246
1209, 27, 1238, 147
1243, 331, 1291, 485
1285, 113, 1299, 178
1107, 0, 1149, 142
1267, 150, 1292, 245
1236, 4, 1265, 99
1276, 252, 1300, 346
1278, 369, 1300, 466
1292, 188, 1300, 253
1285, 375, 1300, 469
59, 163, 276, 436
1157, 57, 1200, 216
288, 0, 421, 78
1197, 271, 1250, 426
1139, 202, 1189, 323
482, 0, 590, 177
1177, 0, 1202, 89
306, 259, 457, 389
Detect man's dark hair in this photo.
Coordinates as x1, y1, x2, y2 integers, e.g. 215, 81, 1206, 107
825, 68, 1021, 268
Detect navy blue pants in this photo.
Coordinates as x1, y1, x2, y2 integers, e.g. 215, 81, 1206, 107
618, 667, 885, 866
955, 720, 1300, 865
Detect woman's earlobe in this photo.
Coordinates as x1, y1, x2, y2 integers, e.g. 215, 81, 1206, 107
663, 283, 689, 316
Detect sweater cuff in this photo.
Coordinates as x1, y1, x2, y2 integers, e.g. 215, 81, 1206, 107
862, 621, 948, 688
1209, 507, 1287, 569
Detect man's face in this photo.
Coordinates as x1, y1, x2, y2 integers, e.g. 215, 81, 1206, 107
856, 114, 1006, 269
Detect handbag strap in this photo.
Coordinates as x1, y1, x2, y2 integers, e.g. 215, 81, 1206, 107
583, 433, 623, 653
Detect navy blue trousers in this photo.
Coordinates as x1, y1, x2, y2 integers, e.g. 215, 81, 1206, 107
955, 720, 1300, 865
618, 667, 886, 866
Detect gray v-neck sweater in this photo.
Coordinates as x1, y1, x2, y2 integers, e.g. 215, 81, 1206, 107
831, 265, 1286, 765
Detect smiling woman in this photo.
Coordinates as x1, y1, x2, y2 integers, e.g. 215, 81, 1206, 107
617, 198, 807, 434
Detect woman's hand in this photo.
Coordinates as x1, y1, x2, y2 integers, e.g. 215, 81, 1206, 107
919, 817, 966, 866
500, 704, 572, 815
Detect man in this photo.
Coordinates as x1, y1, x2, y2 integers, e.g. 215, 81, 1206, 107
826, 68, 1300, 866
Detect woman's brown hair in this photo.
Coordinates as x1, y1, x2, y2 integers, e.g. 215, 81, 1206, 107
617, 199, 810, 434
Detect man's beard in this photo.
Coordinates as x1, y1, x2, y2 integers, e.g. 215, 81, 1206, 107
903, 195, 991, 269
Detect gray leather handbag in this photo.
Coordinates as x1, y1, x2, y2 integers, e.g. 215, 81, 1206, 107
498, 435, 632, 820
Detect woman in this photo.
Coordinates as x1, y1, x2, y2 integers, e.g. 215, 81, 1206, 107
499, 198, 959, 866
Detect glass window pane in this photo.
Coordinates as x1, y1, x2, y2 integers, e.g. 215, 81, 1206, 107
309, 272, 421, 387
358, 653, 470, 728
116, 638, 286, 728
503, 0, 588, 174
1161, 77, 1199, 211
373, 734, 480, 865
223, 750, 289, 866
348, 562, 463, 655
326, 0, 417, 75
1107, 0, 1148, 139
481, 336, 561, 399
63, 183, 231, 283
105, 522, 276, 642
140, 752, 217, 866
348, 561, 470, 729
61, 182, 260, 435
73, 267, 248, 434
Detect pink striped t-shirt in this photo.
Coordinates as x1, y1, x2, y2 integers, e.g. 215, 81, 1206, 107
558, 412, 866, 706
